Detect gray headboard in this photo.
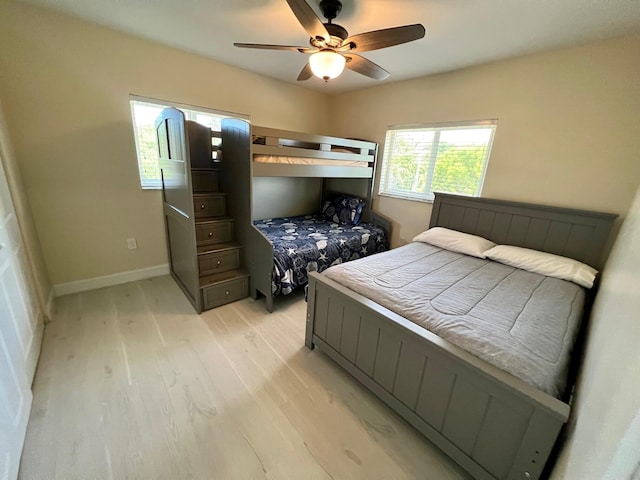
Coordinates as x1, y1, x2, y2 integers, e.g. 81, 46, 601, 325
429, 193, 618, 270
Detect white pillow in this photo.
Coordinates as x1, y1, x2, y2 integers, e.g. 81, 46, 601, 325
413, 227, 496, 258
484, 245, 598, 288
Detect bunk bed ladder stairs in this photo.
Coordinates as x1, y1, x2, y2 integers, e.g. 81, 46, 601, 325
193, 165, 249, 311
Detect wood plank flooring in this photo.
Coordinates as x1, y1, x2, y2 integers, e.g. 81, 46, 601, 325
19, 276, 469, 479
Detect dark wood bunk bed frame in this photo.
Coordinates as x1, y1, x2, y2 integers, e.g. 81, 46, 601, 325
305, 192, 617, 480
221, 119, 392, 312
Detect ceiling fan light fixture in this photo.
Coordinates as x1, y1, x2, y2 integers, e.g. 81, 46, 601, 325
309, 50, 346, 81
234, 0, 425, 82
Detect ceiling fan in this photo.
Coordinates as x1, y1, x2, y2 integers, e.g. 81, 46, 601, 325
234, 0, 426, 82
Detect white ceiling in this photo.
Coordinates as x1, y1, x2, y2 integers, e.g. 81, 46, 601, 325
17, 0, 640, 94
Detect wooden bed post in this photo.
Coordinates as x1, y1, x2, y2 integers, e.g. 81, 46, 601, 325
305, 278, 316, 349
265, 292, 274, 313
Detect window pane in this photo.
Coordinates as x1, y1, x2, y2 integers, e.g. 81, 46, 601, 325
432, 128, 493, 196
130, 98, 241, 189
131, 103, 164, 188
383, 130, 434, 197
193, 113, 221, 130
379, 122, 496, 202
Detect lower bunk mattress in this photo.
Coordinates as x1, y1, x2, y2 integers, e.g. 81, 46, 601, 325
254, 215, 389, 296
322, 242, 587, 398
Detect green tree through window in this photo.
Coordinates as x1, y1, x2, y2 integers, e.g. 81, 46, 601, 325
432, 143, 488, 195
379, 121, 496, 202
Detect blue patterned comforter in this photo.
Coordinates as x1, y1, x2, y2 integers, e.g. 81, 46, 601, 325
254, 215, 389, 296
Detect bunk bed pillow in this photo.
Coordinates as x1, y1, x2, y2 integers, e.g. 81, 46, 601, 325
413, 227, 496, 258
484, 245, 598, 288
322, 194, 366, 226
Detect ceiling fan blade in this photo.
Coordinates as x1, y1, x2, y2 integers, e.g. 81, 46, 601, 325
344, 54, 390, 81
297, 63, 313, 81
286, 0, 330, 42
234, 43, 315, 53
343, 24, 426, 52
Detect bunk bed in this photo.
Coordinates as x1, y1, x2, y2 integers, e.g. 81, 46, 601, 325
220, 120, 392, 312
305, 193, 617, 480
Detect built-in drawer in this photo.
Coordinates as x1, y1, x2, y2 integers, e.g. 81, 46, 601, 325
202, 275, 249, 310
199, 248, 240, 276
191, 169, 219, 192
195, 219, 234, 245
193, 194, 225, 219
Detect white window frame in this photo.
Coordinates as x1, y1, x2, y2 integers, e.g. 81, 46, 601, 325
129, 94, 249, 189
378, 119, 497, 203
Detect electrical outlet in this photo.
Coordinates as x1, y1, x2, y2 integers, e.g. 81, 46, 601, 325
127, 238, 138, 250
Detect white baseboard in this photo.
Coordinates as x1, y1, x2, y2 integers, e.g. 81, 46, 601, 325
53, 264, 170, 297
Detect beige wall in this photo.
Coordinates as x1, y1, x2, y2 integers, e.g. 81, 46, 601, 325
0, 1, 330, 286
552, 182, 640, 479
330, 34, 640, 248
0, 99, 52, 315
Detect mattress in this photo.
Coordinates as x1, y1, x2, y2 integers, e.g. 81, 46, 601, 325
254, 215, 389, 296
253, 155, 368, 167
322, 242, 586, 398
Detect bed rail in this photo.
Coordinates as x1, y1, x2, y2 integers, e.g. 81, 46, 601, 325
252, 125, 376, 157
251, 125, 376, 178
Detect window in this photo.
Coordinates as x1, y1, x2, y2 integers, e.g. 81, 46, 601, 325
378, 120, 497, 202
129, 96, 248, 189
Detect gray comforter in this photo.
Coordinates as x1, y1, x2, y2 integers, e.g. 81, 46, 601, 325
322, 242, 586, 398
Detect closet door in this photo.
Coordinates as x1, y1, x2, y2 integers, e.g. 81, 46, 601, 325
0, 152, 39, 480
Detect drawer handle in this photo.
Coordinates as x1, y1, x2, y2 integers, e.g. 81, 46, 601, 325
225, 290, 230, 296
200, 204, 206, 209
208, 232, 214, 238
216, 260, 222, 266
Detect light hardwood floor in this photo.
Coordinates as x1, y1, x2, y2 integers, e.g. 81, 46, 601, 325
20, 276, 469, 479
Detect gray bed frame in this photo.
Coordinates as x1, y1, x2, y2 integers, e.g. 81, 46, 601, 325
221, 119, 392, 312
305, 192, 617, 480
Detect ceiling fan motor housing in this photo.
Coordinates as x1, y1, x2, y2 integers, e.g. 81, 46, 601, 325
311, 22, 348, 48
309, 0, 348, 48
326, 23, 348, 41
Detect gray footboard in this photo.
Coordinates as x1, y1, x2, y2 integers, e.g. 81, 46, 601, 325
306, 272, 569, 480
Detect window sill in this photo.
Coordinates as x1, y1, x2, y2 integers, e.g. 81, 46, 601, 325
378, 192, 434, 204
